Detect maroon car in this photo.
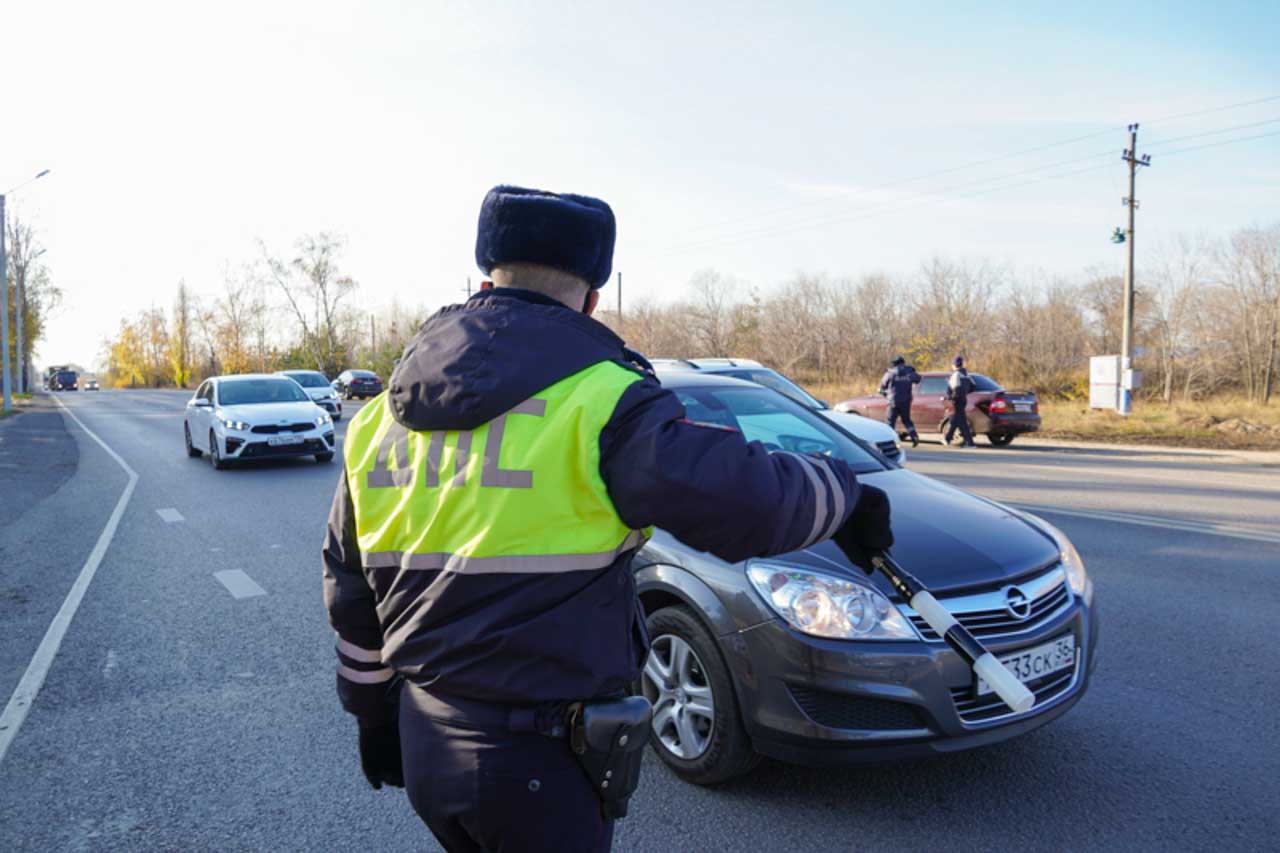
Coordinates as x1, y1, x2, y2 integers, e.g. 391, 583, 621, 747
835, 371, 1040, 446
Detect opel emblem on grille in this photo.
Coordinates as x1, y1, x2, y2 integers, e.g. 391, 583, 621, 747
1004, 586, 1031, 620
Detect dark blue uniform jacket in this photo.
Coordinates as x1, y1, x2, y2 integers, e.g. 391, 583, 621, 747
879, 364, 922, 405
323, 288, 862, 721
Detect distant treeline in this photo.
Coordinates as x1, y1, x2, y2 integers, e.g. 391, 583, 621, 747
100, 224, 1279, 405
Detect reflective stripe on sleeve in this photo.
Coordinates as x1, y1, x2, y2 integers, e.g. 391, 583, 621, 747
361, 529, 648, 575
787, 453, 832, 549
812, 460, 847, 542
338, 664, 395, 684
335, 636, 383, 664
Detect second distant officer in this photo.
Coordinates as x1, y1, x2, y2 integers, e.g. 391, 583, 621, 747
879, 355, 921, 447
945, 355, 976, 447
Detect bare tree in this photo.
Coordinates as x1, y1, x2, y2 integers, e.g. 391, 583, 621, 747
171, 280, 193, 388
260, 233, 358, 376
686, 269, 739, 357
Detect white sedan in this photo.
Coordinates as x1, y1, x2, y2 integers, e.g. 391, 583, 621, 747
184, 374, 336, 469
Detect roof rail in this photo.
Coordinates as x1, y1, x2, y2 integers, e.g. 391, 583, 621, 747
650, 358, 701, 369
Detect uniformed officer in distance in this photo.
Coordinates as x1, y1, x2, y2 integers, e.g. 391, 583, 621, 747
945, 355, 977, 447
322, 185, 893, 853
879, 354, 922, 447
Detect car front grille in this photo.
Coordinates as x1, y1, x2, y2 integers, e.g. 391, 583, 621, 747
787, 685, 928, 731
951, 660, 1078, 724
876, 439, 901, 460
904, 566, 1070, 642
251, 422, 314, 434
239, 438, 328, 458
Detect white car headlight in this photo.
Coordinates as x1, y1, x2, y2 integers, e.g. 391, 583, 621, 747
1020, 513, 1091, 601
219, 416, 250, 431
315, 413, 332, 426
747, 562, 917, 640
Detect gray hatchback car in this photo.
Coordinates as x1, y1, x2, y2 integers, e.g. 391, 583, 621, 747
633, 371, 1098, 784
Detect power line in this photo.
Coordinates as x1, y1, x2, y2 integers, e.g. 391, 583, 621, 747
663, 150, 1117, 255
1145, 116, 1280, 148
680, 126, 1118, 238
1155, 128, 1280, 158
1143, 93, 1280, 126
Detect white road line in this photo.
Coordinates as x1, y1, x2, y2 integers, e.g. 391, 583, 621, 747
214, 570, 267, 599
1013, 502, 1280, 545
0, 395, 139, 766
155, 507, 185, 523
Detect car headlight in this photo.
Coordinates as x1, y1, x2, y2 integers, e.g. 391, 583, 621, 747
315, 413, 332, 426
1021, 513, 1091, 601
219, 416, 250, 431
746, 562, 917, 640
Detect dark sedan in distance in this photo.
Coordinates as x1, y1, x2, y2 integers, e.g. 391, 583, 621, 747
836, 371, 1041, 446
634, 372, 1095, 784
332, 369, 384, 400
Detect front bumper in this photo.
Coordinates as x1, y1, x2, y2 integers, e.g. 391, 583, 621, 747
725, 592, 1097, 765
221, 429, 336, 459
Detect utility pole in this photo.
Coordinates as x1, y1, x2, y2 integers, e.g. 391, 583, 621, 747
616, 271, 622, 324
466, 276, 473, 297
370, 314, 377, 360
1119, 123, 1151, 416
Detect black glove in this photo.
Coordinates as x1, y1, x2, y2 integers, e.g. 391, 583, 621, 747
358, 721, 404, 790
833, 484, 893, 574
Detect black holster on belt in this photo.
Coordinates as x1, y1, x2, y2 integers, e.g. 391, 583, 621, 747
568, 696, 652, 819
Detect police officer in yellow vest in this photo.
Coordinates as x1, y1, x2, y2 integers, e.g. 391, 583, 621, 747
322, 185, 893, 853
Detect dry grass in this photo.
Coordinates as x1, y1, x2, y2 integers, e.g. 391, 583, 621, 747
803, 381, 1280, 450
1036, 397, 1280, 449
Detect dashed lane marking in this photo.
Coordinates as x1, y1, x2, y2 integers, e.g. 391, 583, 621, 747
214, 570, 267, 599
156, 508, 185, 523
0, 394, 139, 766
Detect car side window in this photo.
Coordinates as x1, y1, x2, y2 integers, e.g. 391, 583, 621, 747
919, 377, 947, 395
196, 382, 211, 402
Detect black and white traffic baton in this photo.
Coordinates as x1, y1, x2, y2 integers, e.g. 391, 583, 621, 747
871, 551, 1035, 713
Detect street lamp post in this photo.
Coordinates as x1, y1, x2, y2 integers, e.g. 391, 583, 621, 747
1, 169, 50, 412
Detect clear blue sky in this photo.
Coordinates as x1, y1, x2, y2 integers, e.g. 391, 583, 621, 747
6, 0, 1278, 369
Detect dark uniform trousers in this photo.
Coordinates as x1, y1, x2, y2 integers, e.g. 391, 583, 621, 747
946, 396, 974, 444
886, 401, 916, 436
400, 682, 615, 853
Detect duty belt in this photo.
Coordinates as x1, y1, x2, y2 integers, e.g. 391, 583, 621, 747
408, 685, 570, 739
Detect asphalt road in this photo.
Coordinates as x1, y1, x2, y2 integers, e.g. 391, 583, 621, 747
1, 390, 1277, 851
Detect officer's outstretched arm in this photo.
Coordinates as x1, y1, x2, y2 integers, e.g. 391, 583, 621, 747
600, 376, 861, 564
322, 474, 396, 724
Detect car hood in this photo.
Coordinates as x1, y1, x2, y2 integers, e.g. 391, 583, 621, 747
217, 402, 322, 423
300, 387, 334, 401
818, 410, 898, 443
644, 469, 1058, 597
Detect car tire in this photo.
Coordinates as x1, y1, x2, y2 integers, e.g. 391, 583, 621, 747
184, 423, 202, 458
642, 605, 760, 785
987, 433, 1015, 446
209, 430, 229, 470
315, 452, 334, 463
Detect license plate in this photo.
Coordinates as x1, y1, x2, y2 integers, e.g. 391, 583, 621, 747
977, 635, 1075, 695
268, 435, 304, 446
1014, 403, 1032, 412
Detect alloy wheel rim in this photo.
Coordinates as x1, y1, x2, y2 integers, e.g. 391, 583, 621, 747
642, 634, 715, 760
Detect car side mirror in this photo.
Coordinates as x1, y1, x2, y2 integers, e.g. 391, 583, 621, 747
194, 399, 212, 407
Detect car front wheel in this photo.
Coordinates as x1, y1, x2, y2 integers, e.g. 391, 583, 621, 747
184, 423, 201, 458
987, 433, 1016, 446
641, 605, 759, 785
209, 430, 229, 470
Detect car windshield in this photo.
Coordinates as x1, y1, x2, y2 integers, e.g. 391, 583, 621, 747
58, 371, 77, 381
970, 373, 1002, 392
218, 378, 311, 405
675, 385, 886, 474
285, 371, 330, 388
722, 369, 825, 409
